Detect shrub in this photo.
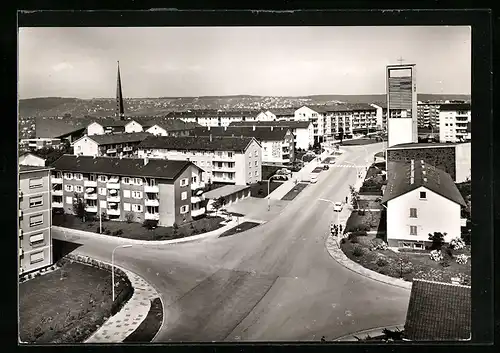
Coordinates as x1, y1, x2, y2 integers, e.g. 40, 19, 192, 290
428, 232, 446, 250
376, 257, 388, 267
340, 238, 346, 245
348, 234, 359, 243
456, 254, 468, 265
104, 229, 111, 235
445, 247, 454, 258
125, 212, 135, 223
351, 230, 368, 237
112, 229, 123, 236
440, 261, 450, 268
450, 237, 466, 250
429, 250, 444, 262
352, 245, 364, 257
143, 219, 158, 230
370, 240, 388, 251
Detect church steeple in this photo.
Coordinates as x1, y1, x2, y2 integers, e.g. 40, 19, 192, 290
116, 61, 125, 120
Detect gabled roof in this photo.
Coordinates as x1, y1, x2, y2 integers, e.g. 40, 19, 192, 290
138, 135, 258, 152
50, 154, 196, 180
166, 110, 260, 118
323, 103, 377, 112
192, 126, 291, 141
88, 118, 129, 127
229, 120, 312, 129
19, 165, 52, 173
77, 132, 151, 146
266, 108, 297, 116
404, 279, 471, 340
439, 103, 471, 111
35, 117, 88, 139
381, 161, 466, 206
130, 117, 199, 131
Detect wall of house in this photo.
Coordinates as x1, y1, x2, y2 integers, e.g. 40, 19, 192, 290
19, 154, 46, 167
173, 166, 194, 225
125, 121, 144, 133
121, 177, 146, 223
240, 139, 261, 185
293, 127, 311, 150
387, 118, 416, 148
455, 142, 471, 183
158, 182, 175, 226
73, 137, 99, 157
87, 123, 105, 136
387, 146, 457, 181
19, 169, 52, 274
386, 186, 461, 248
146, 125, 168, 136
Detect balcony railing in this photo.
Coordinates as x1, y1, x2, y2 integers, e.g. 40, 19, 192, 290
145, 199, 159, 207
51, 177, 63, 184
460, 218, 467, 227
191, 196, 203, 204
107, 195, 121, 203
85, 205, 98, 213
145, 212, 160, 220
84, 193, 98, 200
191, 181, 205, 190
52, 201, 64, 208
191, 207, 206, 217
107, 209, 120, 216
212, 155, 235, 161
106, 148, 117, 154
123, 146, 133, 152
144, 185, 159, 193
19, 190, 23, 199
84, 180, 98, 187
52, 189, 63, 196
106, 182, 121, 189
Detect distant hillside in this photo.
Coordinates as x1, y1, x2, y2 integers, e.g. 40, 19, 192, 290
18, 94, 471, 118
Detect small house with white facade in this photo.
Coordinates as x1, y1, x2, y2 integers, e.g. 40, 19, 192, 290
381, 160, 466, 249
72, 132, 151, 158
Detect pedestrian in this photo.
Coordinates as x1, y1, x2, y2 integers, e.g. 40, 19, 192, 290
339, 224, 343, 233
321, 336, 326, 342
345, 196, 348, 203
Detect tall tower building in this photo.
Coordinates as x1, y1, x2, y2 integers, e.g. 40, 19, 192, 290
116, 61, 125, 120
386, 63, 418, 147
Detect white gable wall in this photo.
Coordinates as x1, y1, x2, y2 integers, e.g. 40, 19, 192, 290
146, 125, 168, 136
125, 121, 144, 133
19, 154, 46, 167
73, 136, 99, 157
87, 122, 105, 136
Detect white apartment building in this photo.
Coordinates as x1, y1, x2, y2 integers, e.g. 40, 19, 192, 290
294, 106, 327, 144
382, 160, 467, 249
72, 132, 151, 158
438, 103, 471, 143
417, 101, 441, 128
137, 135, 262, 185
167, 110, 261, 128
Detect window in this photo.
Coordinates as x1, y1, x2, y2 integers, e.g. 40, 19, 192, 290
401, 242, 412, 249
29, 177, 43, 189
254, 170, 258, 176
135, 178, 143, 185
180, 178, 188, 187
132, 191, 143, 199
75, 185, 83, 193
66, 196, 73, 204
64, 173, 73, 180
65, 184, 74, 192
248, 171, 251, 176
180, 205, 189, 214
248, 161, 251, 167
410, 226, 418, 235
30, 251, 44, 264
88, 174, 96, 181
181, 191, 188, 200
132, 204, 143, 212
228, 152, 233, 158
100, 200, 107, 209
409, 208, 417, 218
419, 191, 427, 199
123, 177, 130, 184
98, 187, 107, 196
74, 173, 83, 180
29, 214, 43, 227
123, 203, 131, 211
254, 160, 258, 166
192, 176, 197, 183
254, 151, 258, 157
29, 195, 43, 208
29, 233, 44, 245
98, 175, 108, 182
123, 190, 131, 198
414, 243, 424, 250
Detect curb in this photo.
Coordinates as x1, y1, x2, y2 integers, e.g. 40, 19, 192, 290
325, 235, 412, 290
334, 324, 405, 341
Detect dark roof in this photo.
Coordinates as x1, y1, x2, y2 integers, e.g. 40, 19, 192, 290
166, 110, 260, 118
305, 103, 376, 113
86, 132, 151, 146
229, 120, 311, 129
50, 154, 194, 180
439, 103, 471, 111
381, 161, 466, 206
138, 135, 257, 152
19, 165, 52, 173
266, 108, 297, 116
35, 117, 88, 139
130, 117, 199, 131
192, 126, 290, 141
404, 279, 471, 341
90, 118, 129, 127
388, 142, 455, 149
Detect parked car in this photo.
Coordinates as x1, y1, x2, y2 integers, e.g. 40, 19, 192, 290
274, 175, 289, 181
278, 168, 292, 175
333, 202, 343, 212
323, 164, 329, 170
310, 174, 318, 184
330, 159, 336, 164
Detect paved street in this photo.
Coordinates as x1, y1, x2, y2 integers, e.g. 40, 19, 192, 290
53, 142, 411, 342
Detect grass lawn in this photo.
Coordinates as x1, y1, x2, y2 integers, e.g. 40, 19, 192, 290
19, 261, 132, 343
218, 221, 261, 238
359, 173, 385, 196
341, 138, 379, 146
262, 165, 281, 180
123, 298, 163, 342
341, 237, 471, 284
345, 209, 386, 233
53, 214, 225, 241
357, 199, 383, 210
281, 182, 309, 201
249, 181, 281, 198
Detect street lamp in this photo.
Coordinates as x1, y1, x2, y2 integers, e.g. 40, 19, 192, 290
319, 198, 341, 248
112, 244, 133, 301
267, 174, 282, 211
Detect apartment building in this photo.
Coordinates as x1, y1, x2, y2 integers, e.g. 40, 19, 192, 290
124, 118, 198, 137
438, 103, 471, 143
137, 135, 262, 185
192, 126, 295, 164
87, 119, 129, 136
19, 138, 62, 151
72, 132, 150, 158
294, 106, 327, 144
18, 164, 54, 275
50, 155, 206, 226
229, 120, 313, 150
382, 160, 466, 249
265, 108, 296, 121
19, 152, 46, 167
417, 101, 441, 128
167, 110, 261, 127
323, 103, 379, 138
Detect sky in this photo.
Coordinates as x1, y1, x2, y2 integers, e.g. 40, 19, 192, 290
18, 26, 471, 99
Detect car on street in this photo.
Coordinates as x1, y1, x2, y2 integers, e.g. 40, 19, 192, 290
323, 164, 329, 170
329, 159, 336, 164
273, 175, 289, 181
310, 174, 318, 183
333, 202, 343, 212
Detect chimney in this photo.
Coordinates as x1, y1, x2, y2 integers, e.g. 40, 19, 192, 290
144, 156, 149, 165
210, 134, 212, 142
270, 126, 274, 131
208, 126, 211, 131
253, 125, 256, 131
224, 126, 227, 131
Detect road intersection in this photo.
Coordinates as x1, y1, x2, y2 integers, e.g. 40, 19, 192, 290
53, 142, 411, 342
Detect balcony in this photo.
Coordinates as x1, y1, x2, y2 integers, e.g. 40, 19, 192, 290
123, 146, 133, 152
145, 212, 160, 220
213, 154, 235, 162
106, 182, 121, 189
212, 165, 235, 172
460, 218, 468, 227
19, 190, 23, 199
145, 199, 159, 207
84, 193, 98, 200
107, 195, 121, 203
191, 181, 205, 190
19, 210, 23, 219
52, 201, 64, 208
52, 189, 63, 196
84, 180, 97, 187
19, 229, 23, 238
191, 196, 203, 204
51, 177, 63, 184
191, 207, 206, 218
107, 208, 120, 216
106, 148, 117, 154
85, 205, 98, 213
144, 185, 159, 193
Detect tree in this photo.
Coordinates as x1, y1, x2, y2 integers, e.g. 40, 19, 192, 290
338, 128, 344, 143
72, 192, 86, 221
428, 232, 446, 250
125, 212, 135, 223
33, 142, 72, 165
349, 185, 359, 209
211, 196, 227, 215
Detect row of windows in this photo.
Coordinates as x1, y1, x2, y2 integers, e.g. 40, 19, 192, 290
62, 173, 148, 185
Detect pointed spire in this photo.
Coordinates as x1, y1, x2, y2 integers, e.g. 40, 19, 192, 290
116, 61, 125, 120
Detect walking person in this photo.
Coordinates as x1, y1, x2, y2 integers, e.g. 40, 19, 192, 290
345, 196, 348, 204
339, 224, 343, 234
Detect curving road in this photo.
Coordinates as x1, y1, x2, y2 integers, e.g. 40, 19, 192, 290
54, 142, 411, 342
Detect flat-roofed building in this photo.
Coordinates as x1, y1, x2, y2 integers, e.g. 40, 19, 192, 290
438, 103, 471, 143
